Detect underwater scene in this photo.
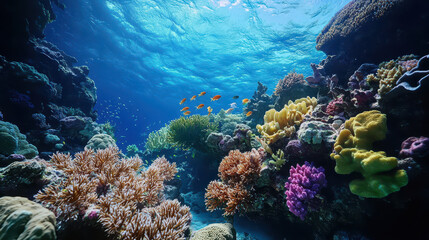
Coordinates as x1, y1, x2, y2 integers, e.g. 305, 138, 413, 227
1, 0, 429, 239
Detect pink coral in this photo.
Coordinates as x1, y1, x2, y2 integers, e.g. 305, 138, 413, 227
326, 98, 345, 116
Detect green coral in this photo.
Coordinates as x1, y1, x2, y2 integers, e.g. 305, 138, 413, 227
269, 149, 286, 171
167, 115, 218, 151
145, 125, 172, 153
126, 144, 143, 157
0, 121, 38, 159
330, 110, 408, 198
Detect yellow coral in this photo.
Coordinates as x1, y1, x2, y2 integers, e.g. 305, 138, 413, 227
331, 110, 408, 198
256, 97, 317, 144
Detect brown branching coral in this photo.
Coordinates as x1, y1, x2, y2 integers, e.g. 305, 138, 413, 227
274, 71, 305, 96
35, 147, 191, 240
205, 149, 262, 216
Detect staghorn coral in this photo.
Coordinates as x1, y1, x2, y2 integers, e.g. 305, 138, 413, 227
167, 115, 217, 151
256, 97, 317, 144
205, 149, 263, 216
35, 147, 191, 239
330, 110, 408, 198
144, 125, 172, 153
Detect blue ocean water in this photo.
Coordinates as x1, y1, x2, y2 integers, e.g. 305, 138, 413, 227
45, 0, 351, 150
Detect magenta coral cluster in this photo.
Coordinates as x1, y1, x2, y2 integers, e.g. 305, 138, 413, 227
399, 136, 429, 158
284, 162, 327, 220
326, 98, 344, 116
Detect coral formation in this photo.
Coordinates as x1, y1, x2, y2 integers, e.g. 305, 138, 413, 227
399, 137, 429, 159
297, 121, 337, 147
0, 196, 56, 240
85, 133, 117, 150
205, 149, 263, 216
168, 115, 217, 151
274, 71, 318, 109
190, 223, 236, 240
35, 147, 191, 239
244, 82, 275, 128
269, 149, 286, 171
331, 110, 408, 198
206, 124, 255, 155
256, 97, 317, 144
145, 125, 172, 153
0, 120, 38, 164
284, 162, 327, 220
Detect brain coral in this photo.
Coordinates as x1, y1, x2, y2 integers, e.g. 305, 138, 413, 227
256, 97, 317, 144
0, 120, 38, 160
85, 133, 116, 150
330, 110, 408, 198
0, 196, 56, 240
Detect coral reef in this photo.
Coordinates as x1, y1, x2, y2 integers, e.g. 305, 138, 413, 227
35, 147, 191, 239
190, 223, 236, 240
0, 120, 38, 165
145, 125, 172, 153
205, 149, 263, 216
244, 82, 275, 128
399, 137, 429, 159
297, 121, 337, 147
256, 97, 317, 144
168, 115, 218, 151
316, 0, 429, 63
206, 124, 255, 155
284, 162, 327, 220
0, 196, 56, 240
331, 110, 408, 198
274, 71, 317, 109
85, 133, 117, 150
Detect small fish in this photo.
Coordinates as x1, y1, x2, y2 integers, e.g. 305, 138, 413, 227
199, 91, 206, 97
225, 108, 234, 114
196, 104, 205, 109
246, 111, 253, 117
184, 111, 191, 115
190, 95, 197, 101
179, 98, 186, 105
232, 96, 239, 99
62, 141, 65, 145
207, 106, 213, 115
242, 98, 250, 105
180, 107, 190, 111
211, 95, 221, 101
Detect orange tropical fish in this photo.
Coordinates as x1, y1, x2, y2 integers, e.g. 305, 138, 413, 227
211, 95, 221, 101
190, 95, 197, 101
246, 111, 252, 117
207, 106, 213, 115
199, 91, 206, 97
196, 104, 205, 109
180, 107, 189, 111
242, 98, 249, 105
179, 98, 186, 105
183, 111, 191, 115
225, 108, 234, 114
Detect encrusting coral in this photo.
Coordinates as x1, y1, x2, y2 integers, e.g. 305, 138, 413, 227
35, 147, 191, 240
256, 97, 317, 144
205, 149, 263, 216
330, 110, 408, 198
0, 196, 57, 240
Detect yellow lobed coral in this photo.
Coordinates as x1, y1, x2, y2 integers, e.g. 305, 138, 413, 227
256, 97, 317, 144
366, 55, 418, 96
331, 110, 408, 198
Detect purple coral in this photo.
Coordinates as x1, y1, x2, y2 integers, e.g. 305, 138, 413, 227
399, 137, 429, 158
284, 162, 327, 220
